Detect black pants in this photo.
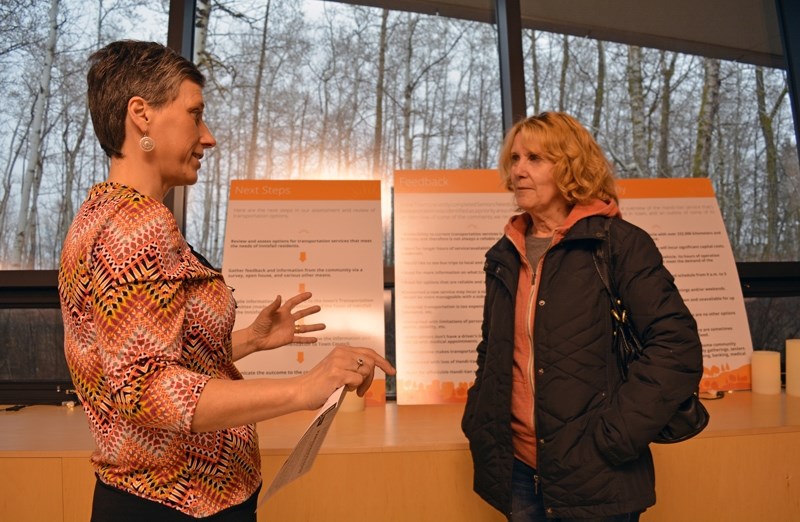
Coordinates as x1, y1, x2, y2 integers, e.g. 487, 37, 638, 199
91, 477, 260, 521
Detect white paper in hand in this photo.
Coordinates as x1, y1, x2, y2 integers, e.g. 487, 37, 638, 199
257, 386, 346, 508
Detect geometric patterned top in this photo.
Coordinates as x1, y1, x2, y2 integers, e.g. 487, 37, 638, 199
58, 182, 261, 517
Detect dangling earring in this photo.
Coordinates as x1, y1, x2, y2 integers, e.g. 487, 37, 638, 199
139, 132, 155, 152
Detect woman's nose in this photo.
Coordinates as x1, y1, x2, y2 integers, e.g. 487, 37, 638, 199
201, 123, 217, 149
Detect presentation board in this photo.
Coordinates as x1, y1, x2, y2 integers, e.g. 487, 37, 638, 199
221, 179, 388, 405
393, 171, 751, 404
617, 178, 752, 392
393, 170, 511, 404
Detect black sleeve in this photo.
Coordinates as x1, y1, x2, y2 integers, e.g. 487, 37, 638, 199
593, 220, 704, 465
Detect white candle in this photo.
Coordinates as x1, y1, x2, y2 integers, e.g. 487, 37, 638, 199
786, 340, 800, 397
751, 351, 781, 395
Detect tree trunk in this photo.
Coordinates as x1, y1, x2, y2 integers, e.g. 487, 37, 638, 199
11, 0, 58, 269
246, 0, 271, 179
193, 0, 214, 255
440, 58, 464, 168
400, 16, 462, 170
558, 34, 569, 111
372, 9, 388, 177
592, 40, 605, 137
755, 67, 787, 260
194, 0, 212, 69
297, 94, 309, 177
657, 51, 676, 177
318, 77, 331, 171
56, 105, 90, 255
0, 119, 29, 243
626, 45, 647, 177
529, 30, 540, 114
401, 14, 418, 170
691, 58, 721, 178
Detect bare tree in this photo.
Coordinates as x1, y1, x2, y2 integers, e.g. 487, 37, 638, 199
0, 0, 797, 272
528, 30, 541, 114
558, 34, 569, 111
194, 0, 212, 70
755, 66, 788, 259
656, 50, 676, 177
591, 40, 605, 137
626, 45, 647, 177
192, 0, 215, 256
246, 0, 272, 180
372, 9, 389, 176
56, 85, 90, 255
0, 115, 31, 245
11, 0, 58, 269
0, 0, 39, 59
399, 14, 464, 169
691, 58, 721, 178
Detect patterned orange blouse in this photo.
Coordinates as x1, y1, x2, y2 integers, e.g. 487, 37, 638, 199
58, 182, 261, 517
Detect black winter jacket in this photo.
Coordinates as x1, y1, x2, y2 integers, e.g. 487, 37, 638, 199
461, 215, 703, 519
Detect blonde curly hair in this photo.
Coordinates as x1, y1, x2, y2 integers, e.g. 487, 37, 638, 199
498, 112, 618, 204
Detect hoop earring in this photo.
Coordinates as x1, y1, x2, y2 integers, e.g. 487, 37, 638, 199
139, 133, 155, 152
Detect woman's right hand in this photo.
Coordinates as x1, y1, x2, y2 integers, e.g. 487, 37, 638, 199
192, 345, 395, 432
297, 345, 396, 410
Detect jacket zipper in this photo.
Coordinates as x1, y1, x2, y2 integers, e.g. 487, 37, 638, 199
527, 282, 536, 429
530, 252, 546, 501
528, 253, 545, 434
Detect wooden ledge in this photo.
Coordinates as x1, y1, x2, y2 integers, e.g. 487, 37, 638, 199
3, 391, 800, 458
257, 402, 470, 455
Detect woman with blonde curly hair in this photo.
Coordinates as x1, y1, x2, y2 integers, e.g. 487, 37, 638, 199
462, 112, 703, 521
497, 112, 618, 205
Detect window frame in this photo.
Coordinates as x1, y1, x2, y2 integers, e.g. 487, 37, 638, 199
4, 263, 799, 309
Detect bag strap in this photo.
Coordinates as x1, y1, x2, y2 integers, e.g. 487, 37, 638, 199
592, 219, 646, 380
592, 219, 625, 323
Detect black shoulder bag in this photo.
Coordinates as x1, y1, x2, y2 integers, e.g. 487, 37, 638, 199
592, 219, 709, 444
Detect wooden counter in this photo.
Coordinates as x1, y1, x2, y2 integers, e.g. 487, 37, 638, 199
2, 392, 799, 521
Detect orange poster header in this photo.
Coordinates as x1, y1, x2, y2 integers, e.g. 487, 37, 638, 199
229, 179, 380, 200
394, 169, 507, 194
617, 177, 715, 198
394, 171, 714, 198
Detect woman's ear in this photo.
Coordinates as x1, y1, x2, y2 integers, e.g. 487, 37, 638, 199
127, 96, 150, 135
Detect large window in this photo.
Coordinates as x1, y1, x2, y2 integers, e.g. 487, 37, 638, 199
519, 33, 799, 263
0, 0, 169, 401
0, 0, 798, 397
1, 1, 797, 269
0, 0, 169, 270
185, 0, 503, 266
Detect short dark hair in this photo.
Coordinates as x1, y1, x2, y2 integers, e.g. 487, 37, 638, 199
87, 40, 205, 158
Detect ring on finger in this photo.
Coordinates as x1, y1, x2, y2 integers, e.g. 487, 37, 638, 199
356, 357, 364, 370
294, 325, 301, 334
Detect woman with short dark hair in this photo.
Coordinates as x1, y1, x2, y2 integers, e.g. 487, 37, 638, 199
59, 40, 394, 521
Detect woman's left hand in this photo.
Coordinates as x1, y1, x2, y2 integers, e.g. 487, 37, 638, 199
240, 292, 326, 355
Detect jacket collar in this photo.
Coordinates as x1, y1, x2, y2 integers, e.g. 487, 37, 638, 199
553, 198, 620, 244
504, 198, 621, 249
